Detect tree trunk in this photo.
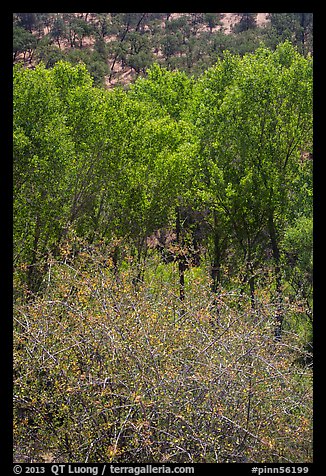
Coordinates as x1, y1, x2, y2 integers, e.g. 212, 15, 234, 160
179, 260, 186, 302
28, 49, 34, 64
27, 214, 42, 296
245, 242, 256, 311
247, 261, 256, 312
211, 209, 221, 294
176, 205, 185, 304
135, 237, 147, 285
135, 13, 147, 32
268, 213, 283, 339
300, 13, 306, 55
109, 23, 130, 82
89, 191, 105, 244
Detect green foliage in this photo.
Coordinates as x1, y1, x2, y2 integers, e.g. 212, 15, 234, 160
130, 63, 194, 121
13, 25, 37, 59
13, 42, 313, 463
203, 13, 222, 32
267, 14, 313, 55
283, 217, 312, 274
13, 63, 75, 275
191, 42, 312, 260
13, 13, 313, 85
232, 13, 258, 33
282, 216, 313, 313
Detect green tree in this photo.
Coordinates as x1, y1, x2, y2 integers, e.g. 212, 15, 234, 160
189, 43, 312, 333
34, 43, 66, 68
266, 13, 313, 55
124, 30, 154, 73
130, 63, 194, 121
13, 25, 37, 61
282, 216, 313, 312
49, 15, 67, 48
13, 63, 75, 294
233, 13, 258, 33
129, 65, 199, 294
187, 51, 241, 293
203, 13, 222, 33
94, 13, 113, 38
14, 13, 39, 33
13, 60, 118, 293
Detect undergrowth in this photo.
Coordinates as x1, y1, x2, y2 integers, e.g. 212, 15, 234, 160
13, 244, 312, 463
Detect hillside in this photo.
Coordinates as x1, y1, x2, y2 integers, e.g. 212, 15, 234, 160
13, 13, 312, 88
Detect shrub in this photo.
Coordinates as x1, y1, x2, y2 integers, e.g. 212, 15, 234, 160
13, 245, 312, 463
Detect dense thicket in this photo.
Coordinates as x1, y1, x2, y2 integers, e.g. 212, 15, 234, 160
13, 41, 313, 463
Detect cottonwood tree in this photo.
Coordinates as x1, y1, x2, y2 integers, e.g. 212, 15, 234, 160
187, 51, 241, 293
13, 63, 75, 295
130, 65, 198, 296
188, 43, 312, 334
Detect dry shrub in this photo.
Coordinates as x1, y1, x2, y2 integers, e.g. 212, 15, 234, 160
13, 245, 312, 463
